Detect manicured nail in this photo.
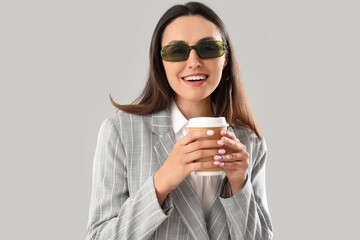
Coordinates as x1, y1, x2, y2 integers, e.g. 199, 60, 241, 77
207, 130, 214, 136
220, 162, 225, 167
214, 155, 222, 160
221, 130, 227, 135
217, 140, 224, 145
214, 161, 220, 165
218, 149, 226, 154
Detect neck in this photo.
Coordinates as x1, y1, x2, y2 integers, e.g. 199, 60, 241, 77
174, 96, 214, 120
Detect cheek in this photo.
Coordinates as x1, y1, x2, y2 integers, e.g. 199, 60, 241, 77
211, 62, 225, 80
163, 62, 183, 79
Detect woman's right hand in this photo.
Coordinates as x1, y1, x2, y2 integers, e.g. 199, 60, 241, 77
153, 129, 225, 206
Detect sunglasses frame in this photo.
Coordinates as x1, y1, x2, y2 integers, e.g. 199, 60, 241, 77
160, 40, 227, 62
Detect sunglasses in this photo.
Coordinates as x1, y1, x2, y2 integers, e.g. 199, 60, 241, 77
160, 40, 227, 62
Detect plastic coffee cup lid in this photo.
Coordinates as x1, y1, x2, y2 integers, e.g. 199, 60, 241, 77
187, 117, 229, 128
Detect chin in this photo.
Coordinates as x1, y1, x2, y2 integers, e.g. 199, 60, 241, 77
184, 93, 212, 102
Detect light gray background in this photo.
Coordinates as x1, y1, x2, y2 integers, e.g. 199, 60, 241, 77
1, 0, 359, 239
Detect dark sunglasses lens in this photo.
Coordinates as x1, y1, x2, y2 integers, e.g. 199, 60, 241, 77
163, 44, 189, 61
197, 41, 224, 59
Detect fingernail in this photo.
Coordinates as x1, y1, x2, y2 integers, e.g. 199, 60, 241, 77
221, 130, 227, 135
218, 149, 226, 154
214, 161, 220, 165
206, 130, 214, 136
220, 162, 225, 167
217, 140, 224, 145
214, 155, 222, 160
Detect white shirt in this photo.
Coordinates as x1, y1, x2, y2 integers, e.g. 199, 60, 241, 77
169, 99, 218, 221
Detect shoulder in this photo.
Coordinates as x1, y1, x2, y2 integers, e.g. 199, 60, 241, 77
100, 108, 170, 138
231, 125, 263, 145
100, 110, 151, 134
231, 125, 267, 159
110, 110, 153, 126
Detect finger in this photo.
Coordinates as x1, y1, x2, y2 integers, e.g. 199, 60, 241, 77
220, 130, 237, 140
214, 152, 246, 162
221, 136, 244, 151
186, 148, 224, 163
189, 160, 222, 172
216, 160, 249, 169
179, 129, 215, 145
184, 139, 225, 153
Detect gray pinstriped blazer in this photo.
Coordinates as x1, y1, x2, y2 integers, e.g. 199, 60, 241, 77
86, 108, 273, 240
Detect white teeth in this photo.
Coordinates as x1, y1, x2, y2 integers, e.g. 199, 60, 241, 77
184, 75, 207, 81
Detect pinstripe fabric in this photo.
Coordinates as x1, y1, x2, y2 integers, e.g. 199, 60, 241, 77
86, 108, 273, 240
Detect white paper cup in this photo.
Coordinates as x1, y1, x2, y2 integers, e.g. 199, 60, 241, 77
187, 117, 229, 176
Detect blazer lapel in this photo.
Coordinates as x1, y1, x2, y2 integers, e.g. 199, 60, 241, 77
207, 173, 230, 239
152, 109, 210, 240
207, 126, 235, 239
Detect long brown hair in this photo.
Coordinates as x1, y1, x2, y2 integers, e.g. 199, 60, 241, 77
110, 2, 263, 141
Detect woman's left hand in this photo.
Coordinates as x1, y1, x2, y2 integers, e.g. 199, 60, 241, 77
214, 130, 250, 195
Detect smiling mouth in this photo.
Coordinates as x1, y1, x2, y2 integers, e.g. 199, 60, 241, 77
181, 75, 209, 82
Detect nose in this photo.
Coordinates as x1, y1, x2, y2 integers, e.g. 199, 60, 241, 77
186, 49, 201, 68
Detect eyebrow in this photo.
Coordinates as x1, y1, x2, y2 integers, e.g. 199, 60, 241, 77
167, 36, 217, 45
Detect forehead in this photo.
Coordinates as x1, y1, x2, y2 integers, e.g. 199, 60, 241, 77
161, 15, 222, 46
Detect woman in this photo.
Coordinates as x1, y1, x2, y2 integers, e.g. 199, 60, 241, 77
86, 2, 273, 240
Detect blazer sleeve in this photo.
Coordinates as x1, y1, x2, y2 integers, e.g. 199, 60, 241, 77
86, 119, 173, 240
219, 136, 273, 240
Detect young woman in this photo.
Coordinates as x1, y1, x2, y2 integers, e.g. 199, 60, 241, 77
86, 2, 273, 239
